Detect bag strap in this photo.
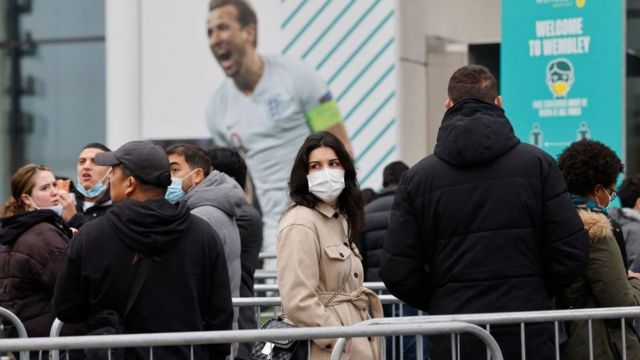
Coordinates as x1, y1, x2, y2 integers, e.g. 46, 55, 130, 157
322, 254, 352, 307
124, 257, 152, 317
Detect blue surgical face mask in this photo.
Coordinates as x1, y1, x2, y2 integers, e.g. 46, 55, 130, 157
76, 169, 111, 199
164, 170, 196, 204
27, 196, 63, 216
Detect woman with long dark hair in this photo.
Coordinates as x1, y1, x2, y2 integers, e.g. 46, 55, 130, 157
277, 132, 382, 359
0, 164, 73, 345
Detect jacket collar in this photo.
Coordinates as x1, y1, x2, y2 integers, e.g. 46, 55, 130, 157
315, 201, 340, 219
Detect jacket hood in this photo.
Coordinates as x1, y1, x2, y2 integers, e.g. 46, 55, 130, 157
182, 170, 244, 217
105, 198, 190, 255
610, 207, 640, 226
578, 209, 613, 243
0, 210, 72, 245
434, 98, 520, 167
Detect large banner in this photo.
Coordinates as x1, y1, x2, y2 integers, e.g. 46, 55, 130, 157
501, 0, 625, 159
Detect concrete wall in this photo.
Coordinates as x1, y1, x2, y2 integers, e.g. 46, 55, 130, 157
396, 0, 501, 165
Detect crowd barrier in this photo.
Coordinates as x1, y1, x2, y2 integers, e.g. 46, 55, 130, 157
7, 321, 501, 360
331, 307, 640, 360
10, 304, 640, 359
0, 307, 28, 360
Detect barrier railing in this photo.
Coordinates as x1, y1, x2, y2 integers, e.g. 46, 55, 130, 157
0, 307, 28, 360
331, 307, 640, 360
253, 281, 388, 294
4, 321, 501, 360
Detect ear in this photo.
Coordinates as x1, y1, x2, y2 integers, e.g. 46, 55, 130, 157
243, 23, 257, 47
193, 168, 206, 186
494, 95, 503, 108
21, 194, 33, 208
444, 99, 454, 110
124, 176, 137, 198
634, 197, 640, 211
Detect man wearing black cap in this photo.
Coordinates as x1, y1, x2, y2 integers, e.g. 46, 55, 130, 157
53, 141, 233, 360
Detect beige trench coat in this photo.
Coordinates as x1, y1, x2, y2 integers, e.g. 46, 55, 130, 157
277, 203, 383, 359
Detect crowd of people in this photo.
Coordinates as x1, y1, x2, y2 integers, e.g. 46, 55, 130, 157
1, 1, 640, 360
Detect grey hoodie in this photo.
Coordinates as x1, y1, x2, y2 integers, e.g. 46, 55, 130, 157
610, 207, 640, 272
182, 171, 243, 333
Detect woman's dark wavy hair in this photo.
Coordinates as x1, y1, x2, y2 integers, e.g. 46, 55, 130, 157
558, 139, 623, 196
288, 131, 363, 244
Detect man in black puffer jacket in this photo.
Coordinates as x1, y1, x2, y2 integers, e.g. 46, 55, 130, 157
379, 65, 589, 359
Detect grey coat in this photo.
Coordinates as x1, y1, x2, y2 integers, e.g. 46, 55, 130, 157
182, 171, 243, 331
610, 207, 640, 272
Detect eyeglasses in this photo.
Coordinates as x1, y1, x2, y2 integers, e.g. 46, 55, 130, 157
606, 187, 618, 201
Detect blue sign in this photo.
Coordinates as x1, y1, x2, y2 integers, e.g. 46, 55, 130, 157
501, 0, 624, 160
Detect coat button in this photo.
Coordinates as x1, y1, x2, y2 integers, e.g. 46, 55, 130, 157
354, 272, 359, 278
325, 344, 332, 349
339, 252, 344, 258
343, 242, 348, 246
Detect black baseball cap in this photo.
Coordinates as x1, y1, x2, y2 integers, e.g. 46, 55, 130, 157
95, 140, 171, 187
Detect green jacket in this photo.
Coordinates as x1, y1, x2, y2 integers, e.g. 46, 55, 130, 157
560, 209, 640, 359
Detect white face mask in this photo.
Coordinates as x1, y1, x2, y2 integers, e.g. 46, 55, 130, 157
27, 196, 63, 216
307, 168, 345, 204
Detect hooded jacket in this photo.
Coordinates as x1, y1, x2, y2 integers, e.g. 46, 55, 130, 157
379, 98, 589, 359
560, 210, 640, 359
610, 207, 640, 272
182, 170, 242, 299
359, 188, 396, 282
53, 198, 233, 360
0, 210, 72, 337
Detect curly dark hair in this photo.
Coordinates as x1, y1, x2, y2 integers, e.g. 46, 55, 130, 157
288, 132, 363, 244
618, 175, 640, 208
557, 139, 623, 196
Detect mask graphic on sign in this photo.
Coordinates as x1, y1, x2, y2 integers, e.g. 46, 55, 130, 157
546, 58, 575, 98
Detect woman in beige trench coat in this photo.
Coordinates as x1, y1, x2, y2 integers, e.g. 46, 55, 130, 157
277, 131, 383, 359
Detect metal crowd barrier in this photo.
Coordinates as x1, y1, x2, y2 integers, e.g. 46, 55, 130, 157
331, 307, 640, 360
253, 281, 388, 294
0, 307, 28, 360
4, 321, 501, 360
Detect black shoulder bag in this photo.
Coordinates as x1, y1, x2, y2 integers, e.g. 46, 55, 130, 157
84, 257, 152, 360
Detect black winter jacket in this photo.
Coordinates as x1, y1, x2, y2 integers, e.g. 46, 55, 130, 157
379, 99, 589, 359
359, 189, 395, 282
66, 190, 112, 229
53, 198, 233, 360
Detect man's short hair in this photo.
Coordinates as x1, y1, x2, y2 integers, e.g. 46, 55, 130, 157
448, 65, 498, 104
382, 161, 409, 188
166, 144, 212, 178
209, 0, 258, 47
207, 146, 247, 189
82, 142, 111, 153
619, 175, 640, 208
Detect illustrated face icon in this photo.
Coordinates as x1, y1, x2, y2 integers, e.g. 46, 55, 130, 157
546, 58, 575, 98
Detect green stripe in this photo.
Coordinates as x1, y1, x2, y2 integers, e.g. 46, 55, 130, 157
302, 1, 356, 60
356, 118, 396, 163
316, 0, 381, 70
361, 146, 396, 185
281, 0, 308, 29
328, 11, 394, 85
351, 91, 395, 138
343, 64, 394, 121
283, 0, 332, 55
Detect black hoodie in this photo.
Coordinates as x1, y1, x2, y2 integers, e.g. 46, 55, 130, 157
53, 198, 233, 360
380, 98, 589, 359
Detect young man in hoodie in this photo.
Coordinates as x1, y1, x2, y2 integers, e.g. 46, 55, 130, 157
379, 65, 590, 360
610, 175, 640, 272
54, 140, 233, 359
165, 143, 243, 351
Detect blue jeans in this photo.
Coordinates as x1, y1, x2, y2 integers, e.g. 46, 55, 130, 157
383, 304, 430, 360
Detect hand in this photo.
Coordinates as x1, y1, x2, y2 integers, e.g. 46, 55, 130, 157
70, 227, 79, 238
59, 190, 77, 222
628, 269, 640, 281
